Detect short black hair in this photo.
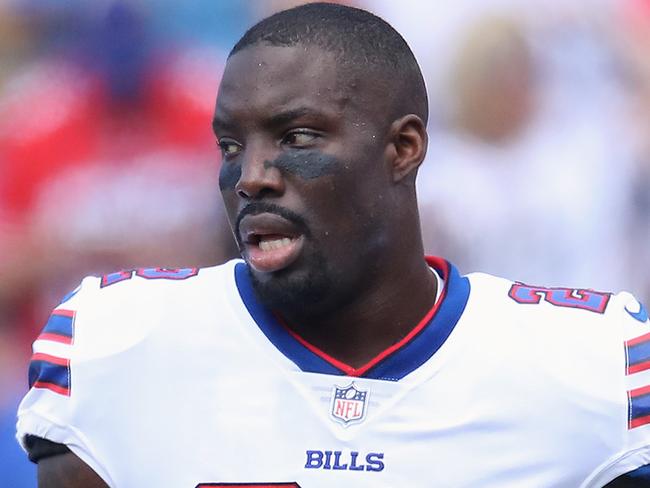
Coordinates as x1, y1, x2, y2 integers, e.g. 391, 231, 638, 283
230, 2, 428, 124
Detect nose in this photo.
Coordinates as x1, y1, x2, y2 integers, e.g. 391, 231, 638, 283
235, 146, 285, 200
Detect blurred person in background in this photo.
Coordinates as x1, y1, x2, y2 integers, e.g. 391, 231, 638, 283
0, 1, 239, 359
615, 0, 650, 308
374, 1, 640, 296
0, 1, 247, 484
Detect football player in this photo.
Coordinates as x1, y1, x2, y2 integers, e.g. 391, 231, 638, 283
17, 3, 650, 487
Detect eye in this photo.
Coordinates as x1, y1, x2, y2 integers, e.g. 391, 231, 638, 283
217, 138, 242, 157
282, 130, 320, 147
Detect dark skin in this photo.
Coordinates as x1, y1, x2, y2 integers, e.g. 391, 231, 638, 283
38, 453, 108, 487
37, 43, 433, 484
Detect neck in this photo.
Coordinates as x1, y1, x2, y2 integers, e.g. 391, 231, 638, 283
278, 252, 437, 369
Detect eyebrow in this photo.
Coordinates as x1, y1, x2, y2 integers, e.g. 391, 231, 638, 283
212, 107, 325, 136
263, 108, 323, 128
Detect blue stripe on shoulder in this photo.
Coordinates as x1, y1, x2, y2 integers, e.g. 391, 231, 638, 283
43, 314, 74, 339
28, 360, 70, 390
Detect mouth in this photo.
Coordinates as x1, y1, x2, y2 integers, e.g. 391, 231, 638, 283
239, 213, 306, 273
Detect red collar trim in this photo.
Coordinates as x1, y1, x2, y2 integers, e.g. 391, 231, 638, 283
280, 256, 447, 377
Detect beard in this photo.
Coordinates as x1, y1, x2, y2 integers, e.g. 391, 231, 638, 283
247, 245, 338, 319
235, 201, 339, 318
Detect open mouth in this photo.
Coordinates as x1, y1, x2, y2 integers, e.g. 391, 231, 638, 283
239, 214, 306, 273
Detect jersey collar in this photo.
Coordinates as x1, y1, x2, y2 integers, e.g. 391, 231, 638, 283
234, 256, 470, 381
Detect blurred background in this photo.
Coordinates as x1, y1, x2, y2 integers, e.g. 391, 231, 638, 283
0, 0, 648, 484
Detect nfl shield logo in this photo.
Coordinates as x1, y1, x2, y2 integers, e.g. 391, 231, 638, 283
330, 383, 369, 426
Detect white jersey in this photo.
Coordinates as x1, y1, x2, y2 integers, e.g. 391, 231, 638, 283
16, 257, 650, 487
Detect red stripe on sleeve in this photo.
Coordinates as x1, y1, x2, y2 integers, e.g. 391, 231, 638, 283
31, 353, 70, 367
32, 381, 71, 396
626, 332, 650, 347
628, 360, 650, 375
36, 332, 73, 345
51, 309, 76, 318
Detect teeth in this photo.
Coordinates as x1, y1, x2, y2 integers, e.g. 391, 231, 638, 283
259, 237, 292, 251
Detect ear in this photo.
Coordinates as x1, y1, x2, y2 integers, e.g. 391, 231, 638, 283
387, 114, 428, 183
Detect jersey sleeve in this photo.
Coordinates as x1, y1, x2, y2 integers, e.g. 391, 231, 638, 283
15, 275, 115, 486
583, 292, 650, 487
24, 435, 71, 463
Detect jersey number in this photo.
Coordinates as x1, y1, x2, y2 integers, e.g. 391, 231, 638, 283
508, 283, 610, 313
100, 267, 199, 287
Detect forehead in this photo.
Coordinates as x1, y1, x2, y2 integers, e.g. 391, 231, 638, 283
215, 44, 352, 125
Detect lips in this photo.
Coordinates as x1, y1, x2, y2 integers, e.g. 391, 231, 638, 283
238, 212, 306, 273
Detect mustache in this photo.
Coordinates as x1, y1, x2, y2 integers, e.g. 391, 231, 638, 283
235, 202, 311, 243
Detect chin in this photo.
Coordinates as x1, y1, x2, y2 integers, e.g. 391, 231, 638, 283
248, 251, 336, 316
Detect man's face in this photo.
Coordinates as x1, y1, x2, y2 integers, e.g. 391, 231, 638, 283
213, 44, 392, 314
